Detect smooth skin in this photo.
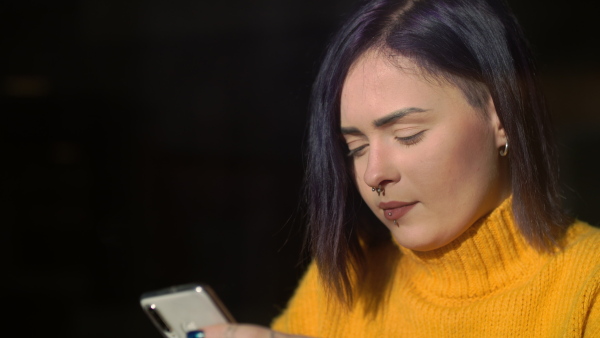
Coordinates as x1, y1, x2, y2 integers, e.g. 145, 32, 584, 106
341, 50, 510, 251
198, 324, 311, 338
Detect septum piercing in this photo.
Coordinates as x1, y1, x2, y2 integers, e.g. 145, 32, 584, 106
372, 185, 384, 196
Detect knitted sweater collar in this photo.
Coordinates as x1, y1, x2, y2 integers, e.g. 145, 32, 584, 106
397, 196, 548, 300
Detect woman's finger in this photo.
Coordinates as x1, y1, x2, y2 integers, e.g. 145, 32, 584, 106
190, 323, 310, 338
205, 323, 271, 338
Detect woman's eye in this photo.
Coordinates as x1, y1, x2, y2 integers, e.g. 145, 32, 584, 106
396, 130, 426, 146
347, 144, 368, 157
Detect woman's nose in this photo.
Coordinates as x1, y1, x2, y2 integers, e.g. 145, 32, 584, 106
362, 144, 399, 191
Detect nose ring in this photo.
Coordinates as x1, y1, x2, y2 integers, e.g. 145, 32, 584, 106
371, 185, 384, 196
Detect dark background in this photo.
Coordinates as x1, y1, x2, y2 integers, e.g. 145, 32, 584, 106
2, 1, 599, 337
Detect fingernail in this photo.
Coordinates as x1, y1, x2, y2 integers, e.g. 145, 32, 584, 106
187, 330, 205, 338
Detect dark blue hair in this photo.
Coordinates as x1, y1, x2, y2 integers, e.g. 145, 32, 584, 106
305, 0, 571, 307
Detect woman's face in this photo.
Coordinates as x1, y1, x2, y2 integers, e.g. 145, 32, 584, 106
340, 51, 510, 251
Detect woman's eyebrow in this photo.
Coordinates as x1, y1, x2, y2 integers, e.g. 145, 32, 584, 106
373, 107, 429, 128
340, 107, 428, 135
340, 126, 362, 135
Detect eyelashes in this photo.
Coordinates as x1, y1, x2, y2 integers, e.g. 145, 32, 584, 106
395, 130, 426, 146
347, 144, 368, 157
346, 130, 427, 157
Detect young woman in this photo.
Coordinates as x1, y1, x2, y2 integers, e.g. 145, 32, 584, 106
194, 0, 600, 336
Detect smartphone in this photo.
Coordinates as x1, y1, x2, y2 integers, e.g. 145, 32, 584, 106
140, 283, 235, 338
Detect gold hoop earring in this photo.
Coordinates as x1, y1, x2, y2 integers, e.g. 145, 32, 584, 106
499, 141, 509, 157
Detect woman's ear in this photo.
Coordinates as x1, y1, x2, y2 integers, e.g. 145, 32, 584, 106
486, 96, 507, 148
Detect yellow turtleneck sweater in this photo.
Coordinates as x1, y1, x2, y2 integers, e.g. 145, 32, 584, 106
271, 198, 600, 337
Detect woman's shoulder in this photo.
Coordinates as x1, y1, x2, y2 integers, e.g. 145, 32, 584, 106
563, 220, 600, 251
558, 221, 600, 334
270, 260, 327, 335
555, 220, 600, 279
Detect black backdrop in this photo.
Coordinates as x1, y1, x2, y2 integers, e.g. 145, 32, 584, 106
2, 1, 600, 337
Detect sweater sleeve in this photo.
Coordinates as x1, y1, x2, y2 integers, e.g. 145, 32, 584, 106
271, 261, 323, 337
585, 302, 600, 337
584, 278, 600, 337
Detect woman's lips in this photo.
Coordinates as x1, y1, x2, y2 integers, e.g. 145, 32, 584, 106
379, 201, 418, 221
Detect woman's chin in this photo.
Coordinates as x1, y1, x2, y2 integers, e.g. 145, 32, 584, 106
390, 227, 454, 252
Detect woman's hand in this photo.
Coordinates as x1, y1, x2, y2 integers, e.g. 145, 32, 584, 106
187, 324, 313, 338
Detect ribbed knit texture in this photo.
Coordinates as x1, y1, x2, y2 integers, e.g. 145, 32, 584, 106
272, 198, 600, 337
